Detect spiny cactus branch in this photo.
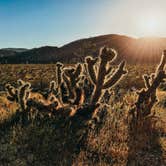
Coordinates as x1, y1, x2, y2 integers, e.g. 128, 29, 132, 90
5, 84, 18, 102
62, 72, 75, 102
106, 65, 113, 75
85, 47, 127, 104
103, 61, 127, 89
5, 80, 31, 112
133, 50, 166, 119
85, 56, 97, 85
74, 64, 82, 78
143, 74, 151, 89
156, 50, 166, 72
56, 62, 63, 87
18, 83, 31, 112
62, 63, 83, 104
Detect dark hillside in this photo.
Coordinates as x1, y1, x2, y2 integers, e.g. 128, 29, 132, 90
1, 34, 166, 64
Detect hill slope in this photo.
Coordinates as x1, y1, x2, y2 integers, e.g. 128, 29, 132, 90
0, 34, 166, 64
0, 48, 28, 58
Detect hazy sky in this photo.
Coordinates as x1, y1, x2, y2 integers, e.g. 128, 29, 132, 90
0, 0, 166, 48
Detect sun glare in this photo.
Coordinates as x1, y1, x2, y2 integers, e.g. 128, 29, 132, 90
139, 15, 162, 37
146, 19, 157, 33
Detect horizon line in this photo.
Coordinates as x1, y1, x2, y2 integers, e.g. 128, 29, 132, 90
1, 33, 165, 50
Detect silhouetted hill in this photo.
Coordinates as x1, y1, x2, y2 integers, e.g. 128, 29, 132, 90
0, 34, 166, 64
0, 48, 28, 58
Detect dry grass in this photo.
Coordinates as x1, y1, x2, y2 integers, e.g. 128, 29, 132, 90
0, 64, 165, 166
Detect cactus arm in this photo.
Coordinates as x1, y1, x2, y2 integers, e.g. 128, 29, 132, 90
106, 66, 113, 75
86, 63, 97, 85
5, 84, 15, 97
156, 51, 166, 72
63, 63, 83, 104
74, 63, 82, 78
5, 84, 18, 102
100, 47, 117, 62
85, 56, 97, 85
146, 51, 166, 95
146, 71, 166, 95
62, 73, 70, 92
103, 61, 127, 89
150, 73, 155, 82
17, 79, 25, 86
18, 83, 31, 112
49, 81, 56, 92
143, 74, 151, 89
63, 73, 75, 101
56, 62, 63, 87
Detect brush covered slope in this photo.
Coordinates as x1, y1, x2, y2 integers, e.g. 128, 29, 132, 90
1, 34, 166, 64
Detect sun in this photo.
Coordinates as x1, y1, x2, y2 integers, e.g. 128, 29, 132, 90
139, 15, 162, 37
140, 18, 158, 36
145, 19, 158, 33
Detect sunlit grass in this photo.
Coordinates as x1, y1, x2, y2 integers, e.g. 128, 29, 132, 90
0, 64, 165, 165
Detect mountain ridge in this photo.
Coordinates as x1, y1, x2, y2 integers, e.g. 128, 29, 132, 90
0, 34, 166, 64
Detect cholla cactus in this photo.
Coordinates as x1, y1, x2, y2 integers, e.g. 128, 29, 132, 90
26, 98, 59, 113
131, 50, 166, 119
56, 62, 63, 89
41, 81, 58, 100
127, 50, 166, 164
85, 47, 127, 104
62, 63, 83, 104
42, 63, 64, 103
18, 82, 31, 112
55, 62, 64, 104
5, 84, 18, 102
5, 80, 31, 112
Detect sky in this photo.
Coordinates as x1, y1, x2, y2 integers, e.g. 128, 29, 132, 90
0, 0, 166, 48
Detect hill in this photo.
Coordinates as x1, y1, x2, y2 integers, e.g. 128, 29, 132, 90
0, 48, 28, 58
0, 34, 166, 64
